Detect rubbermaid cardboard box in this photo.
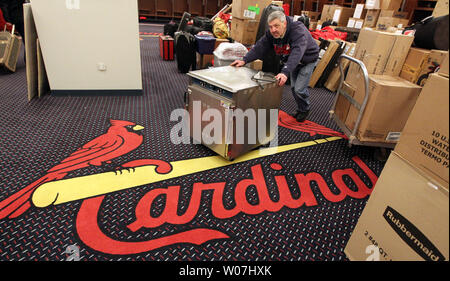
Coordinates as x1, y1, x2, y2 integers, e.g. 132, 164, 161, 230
345, 29, 414, 88
394, 73, 449, 187
345, 75, 422, 143
232, 0, 272, 21
344, 152, 449, 261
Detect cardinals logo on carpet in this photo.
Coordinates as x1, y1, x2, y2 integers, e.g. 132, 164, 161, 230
0, 116, 377, 256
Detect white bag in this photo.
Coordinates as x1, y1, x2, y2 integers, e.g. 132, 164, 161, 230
213, 42, 248, 61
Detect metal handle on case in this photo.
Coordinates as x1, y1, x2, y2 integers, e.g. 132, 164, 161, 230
251, 71, 277, 90
184, 89, 191, 107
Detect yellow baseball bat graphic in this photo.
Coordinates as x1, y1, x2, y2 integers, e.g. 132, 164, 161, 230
31, 137, 341, 208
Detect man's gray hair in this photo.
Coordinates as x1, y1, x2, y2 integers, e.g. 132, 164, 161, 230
268, 10, 286, 23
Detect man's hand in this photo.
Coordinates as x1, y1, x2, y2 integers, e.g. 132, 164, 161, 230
275, 73, 288, 86
230, 60, 245, 67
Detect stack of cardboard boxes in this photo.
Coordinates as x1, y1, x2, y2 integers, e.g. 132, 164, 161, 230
361, 0, 409, 31
230, 0, 272, 45
346, 4, 367, 29
332, 28, 427, 144
344, 54, 449, 261
309, 0, 409, 32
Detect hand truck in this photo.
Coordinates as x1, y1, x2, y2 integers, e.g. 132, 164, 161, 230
329, 54, 396, 150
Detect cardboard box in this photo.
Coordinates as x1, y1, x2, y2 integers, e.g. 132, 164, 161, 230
365, 0, 380, 9
353, 4, 367, 19
363, 9, 381, 27
376, 17, 409, 31
433, 0, 450, 18
394, 73, 449, 187
345, 29, 414, 88
345, 152, 449, 261
354, 19, 364, 29
247, 59, 263, 70
232, 0, 272, 21
416, 49, 448, 86
332, 6, 355, 26
325, 42, 356, 92
400, 48, 431, 84
347, 18, 356, 28
439, 52, 449, 78
196, 52, 214, 69
231, 18, 259, 45
345, 75, 422, 143
334, 81, 356, 122
380, 0, 403, 10
301, 11, 321, 21
320, 4, 339, 22
309, 40, 340, 87
379, 10, 409, 19
271, 0, 283, 6
316, 20, 325, 30
347, 18, 365, 30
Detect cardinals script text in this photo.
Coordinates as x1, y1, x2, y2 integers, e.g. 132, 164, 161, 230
75, 156, 377, 255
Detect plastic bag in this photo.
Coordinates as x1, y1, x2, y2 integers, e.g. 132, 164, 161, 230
213, 17, 229, 39
213, 42, 248, 60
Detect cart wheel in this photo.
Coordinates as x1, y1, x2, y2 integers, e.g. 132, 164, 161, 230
374, 148, 391, 162
348, 135, 356, 148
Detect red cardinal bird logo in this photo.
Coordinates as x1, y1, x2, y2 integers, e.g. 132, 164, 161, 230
278, 110, 347, 139
0, 119, 155, 219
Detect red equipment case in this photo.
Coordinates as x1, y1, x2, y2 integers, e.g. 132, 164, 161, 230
159, 35, 174, 60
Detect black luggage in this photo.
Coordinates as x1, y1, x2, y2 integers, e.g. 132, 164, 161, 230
296, 15, 310, 29
405, 15, 449, 50
175, 32, 197, 73
193, 16, 214, 32
335, 27, 360, 42
177, 12, 191, 32
164, 20, 179, 38
185, 25, 203, 35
